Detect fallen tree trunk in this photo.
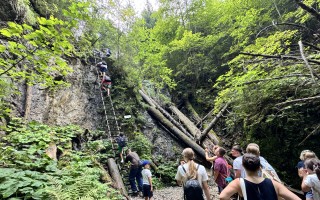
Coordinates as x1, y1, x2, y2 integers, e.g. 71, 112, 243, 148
206, 130, 221, 145
148, 106, 206, 160
198, 102, 230, 143
169, 105, 202, 138
139, 90, 155, 107
196, 107, 215, 127
139, 90, 192, 138
185, 99, 202, 124
107, 158, 128, 199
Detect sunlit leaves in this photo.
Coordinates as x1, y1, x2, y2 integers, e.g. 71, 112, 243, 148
0, 16, 74, 89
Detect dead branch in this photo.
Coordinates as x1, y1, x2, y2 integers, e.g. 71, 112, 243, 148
198, 102, 230, 143
169, 105, 202, 138
196, 107, 215, 127
139, 90, 193, 138
276, 95, 320, 107
294, 0, 320, 22
240, 74, 312, 85
298, 124, 320, 146
256, 22, 316, 38
240, 52, 320, 65
298, 41, 319, 81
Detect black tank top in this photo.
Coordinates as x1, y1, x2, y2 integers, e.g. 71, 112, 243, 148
244, 178, 277, 200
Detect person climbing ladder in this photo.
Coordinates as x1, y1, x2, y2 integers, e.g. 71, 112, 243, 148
116, 133, 127, 163
101, 74, 112, 96
96, 62, 108, 77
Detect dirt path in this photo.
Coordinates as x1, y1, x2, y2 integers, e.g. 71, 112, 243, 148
129, 179, 219, 200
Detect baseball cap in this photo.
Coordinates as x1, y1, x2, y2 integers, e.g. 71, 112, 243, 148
141, 160, 151, 167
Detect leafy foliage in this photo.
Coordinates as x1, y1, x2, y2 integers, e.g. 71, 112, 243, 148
0, 118, 122, 199
0, 16, 74, 88
127, 132, 153, 160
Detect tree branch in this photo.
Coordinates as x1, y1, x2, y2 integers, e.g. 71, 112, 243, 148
240, 74, 312, 85
294, 0, 320, 22
298, 40, 319, 81
276, 95, 320, 107
240, 52, 320, 65
256, 22, 316, 38
298, 124, 320, 146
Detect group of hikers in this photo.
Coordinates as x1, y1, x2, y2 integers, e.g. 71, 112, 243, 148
176, 144, 320, 200
95, 48, 112, 96
115, 133, 154, 200
119, 137, 320, 200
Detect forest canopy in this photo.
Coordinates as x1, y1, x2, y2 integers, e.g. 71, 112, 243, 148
0, 0, 320, 198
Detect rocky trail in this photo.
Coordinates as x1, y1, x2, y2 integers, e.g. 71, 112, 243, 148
129, 172, 219, 200
129, 185, 219, 200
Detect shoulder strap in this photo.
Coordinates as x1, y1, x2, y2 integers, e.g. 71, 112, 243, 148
182, 165, 187, 173
182, 164, 200, 178
239, 178, 247, 200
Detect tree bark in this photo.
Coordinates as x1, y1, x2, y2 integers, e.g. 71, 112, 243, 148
169, 105, 202, 138
198, 102, 230, 142
139, 90, 156, 107
148, 106, 207, 160
185, 99, 202, 124
107, 158, 128, 198
24, 84, 32, 121
139, 90, 192, 138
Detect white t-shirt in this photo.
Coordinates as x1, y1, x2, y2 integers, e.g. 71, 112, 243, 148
233, 156, 277, 178
175, 163, 208, 188
305, 174, 320, 200
233, 156, 246, 178
142, 168, 152, 185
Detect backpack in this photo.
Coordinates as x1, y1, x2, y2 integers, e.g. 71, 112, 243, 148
260, 158, 282, 183
117, 136, 126, 147
182, 165, 204, 200
261, 169, 282, 183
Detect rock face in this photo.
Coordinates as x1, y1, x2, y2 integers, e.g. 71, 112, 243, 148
0, 0, 27, 22
142, 110, 184, 161
12, 59, 104, 130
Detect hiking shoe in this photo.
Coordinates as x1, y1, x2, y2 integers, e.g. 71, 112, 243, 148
131, 191, 138, 196
138, 191, 143, 197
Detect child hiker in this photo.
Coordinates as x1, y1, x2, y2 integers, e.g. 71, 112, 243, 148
142, 160, 153, 200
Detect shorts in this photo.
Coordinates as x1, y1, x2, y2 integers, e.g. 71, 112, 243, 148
118, 146, 123, 153
218, 185, 226, 193
102, 81, 112, 88
143, 184, 153, 198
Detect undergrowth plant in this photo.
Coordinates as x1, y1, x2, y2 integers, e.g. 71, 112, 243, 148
0, 118, 122, 200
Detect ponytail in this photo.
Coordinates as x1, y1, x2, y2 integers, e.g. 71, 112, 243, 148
187, 160, 197, 179
182, 148, 198, 179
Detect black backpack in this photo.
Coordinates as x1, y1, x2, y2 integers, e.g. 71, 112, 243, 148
117, 136, 126, 147
182, 165, 204, 200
